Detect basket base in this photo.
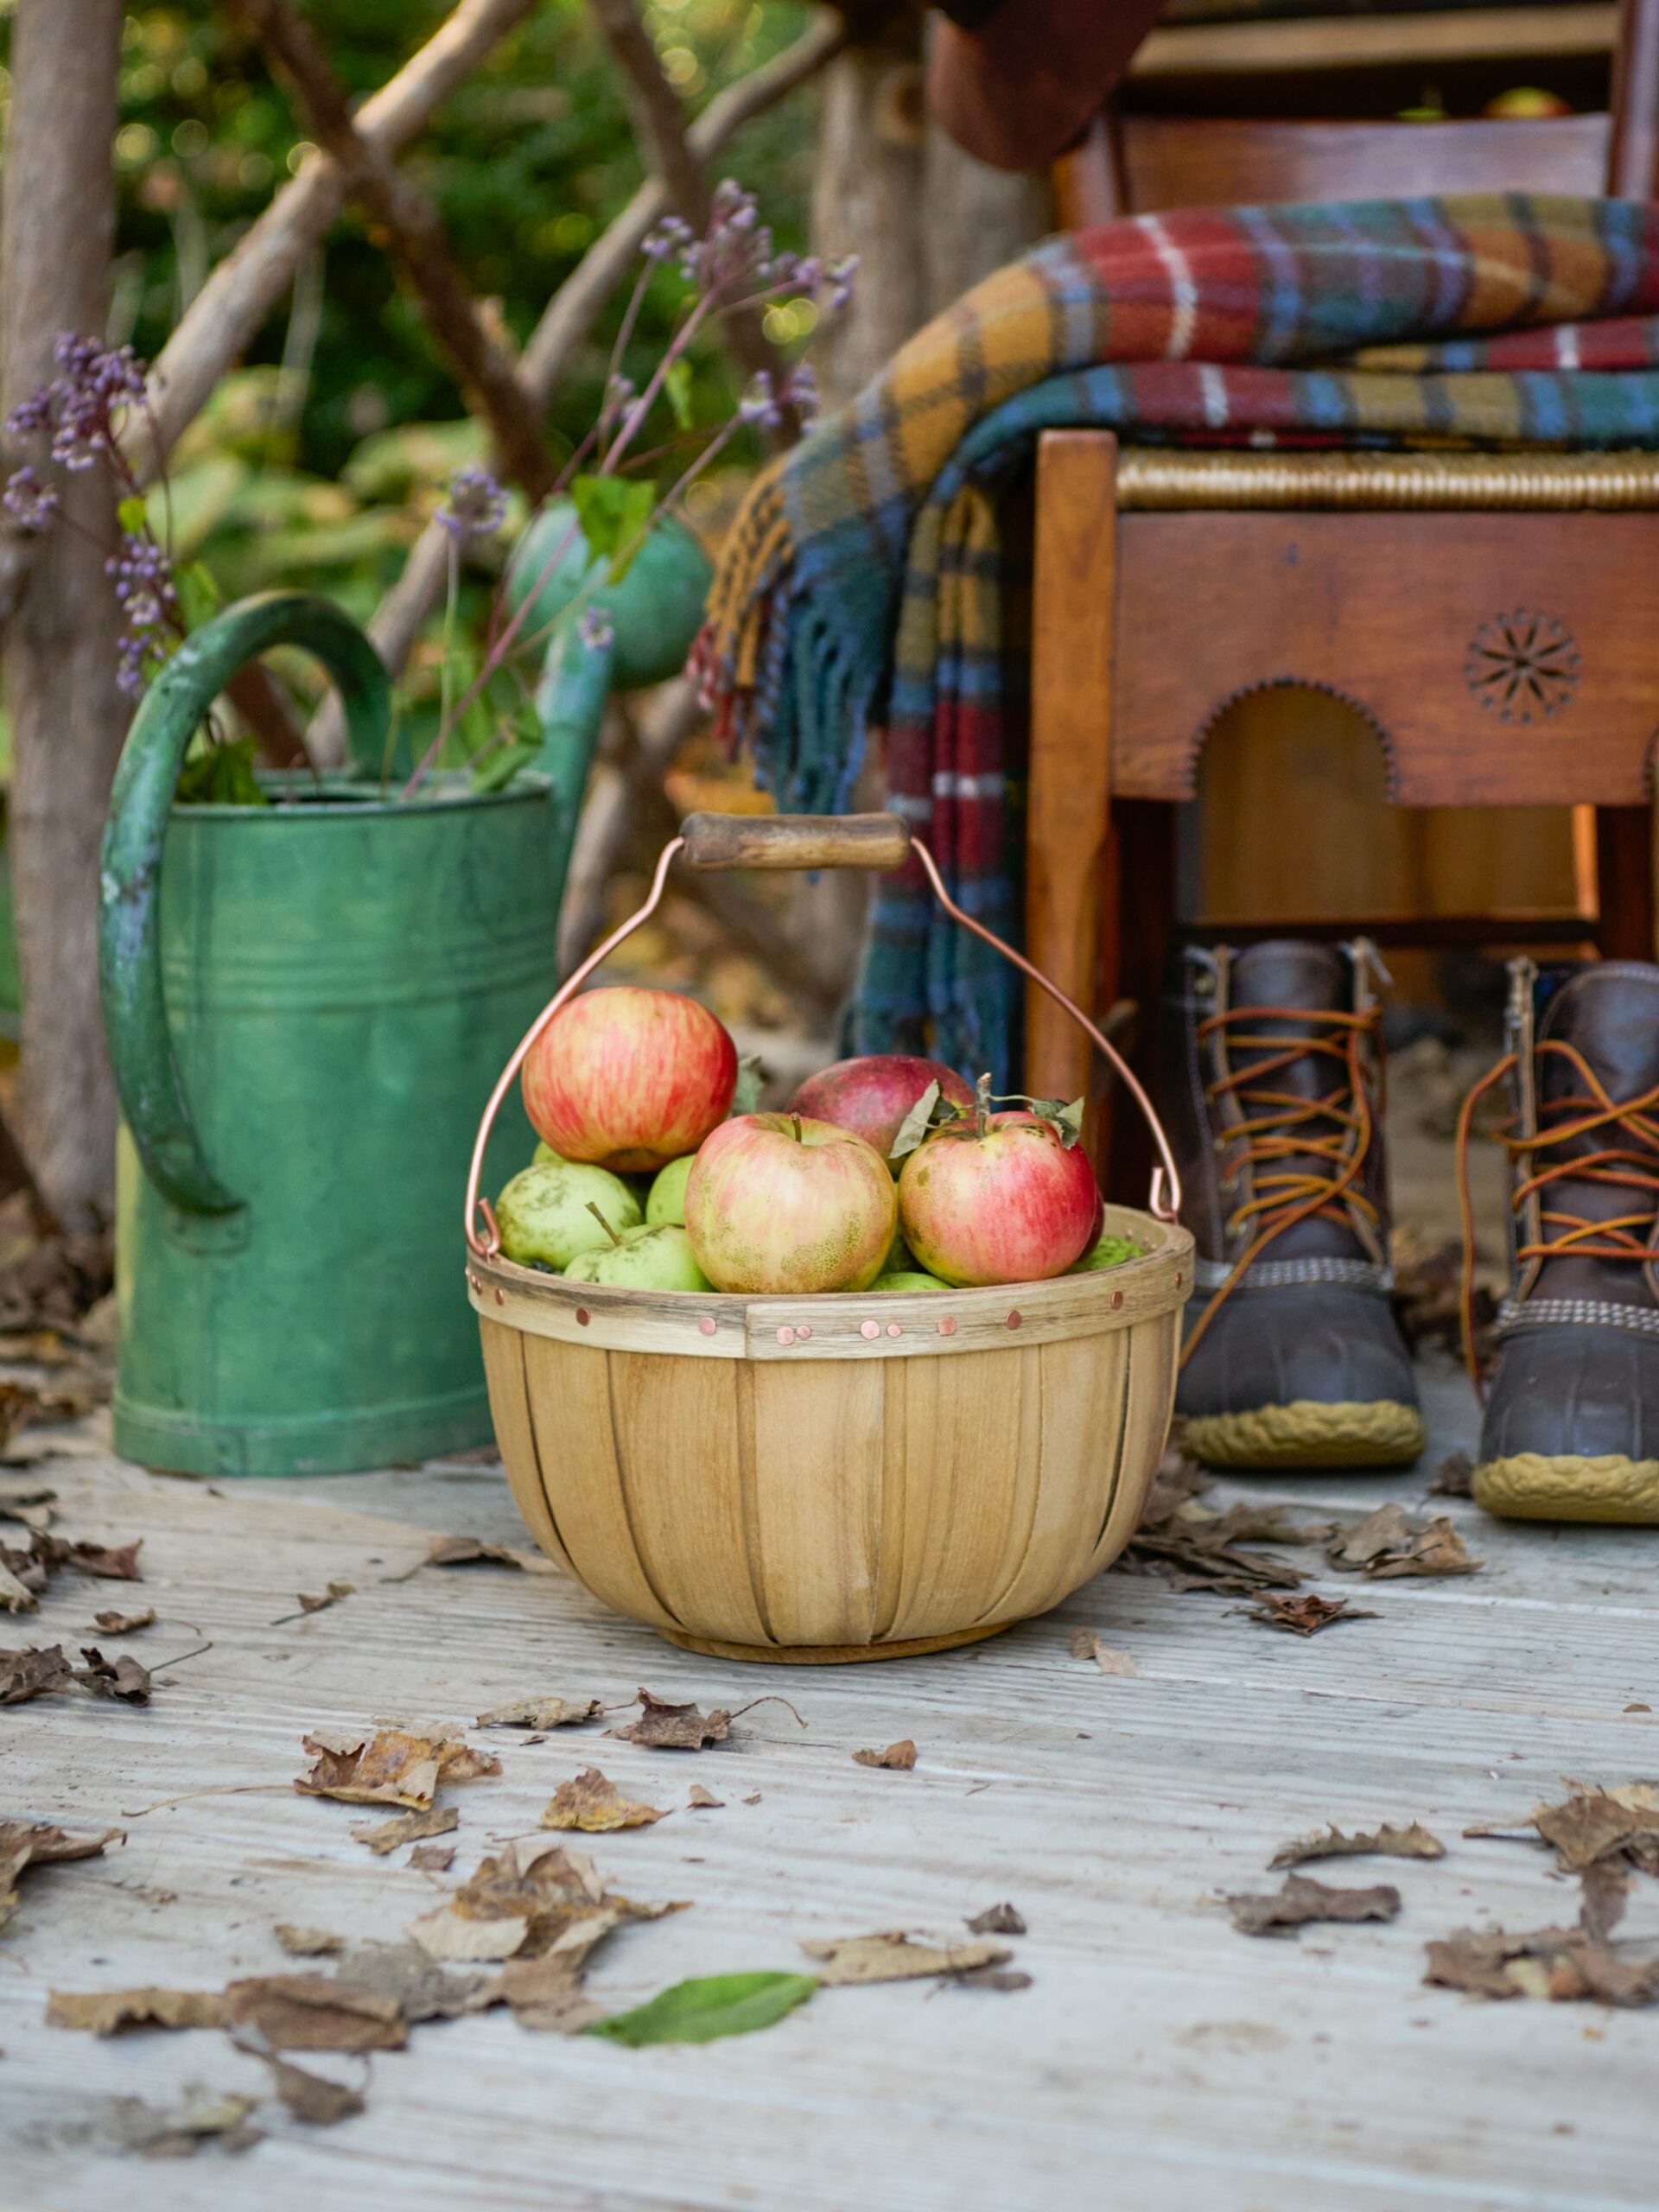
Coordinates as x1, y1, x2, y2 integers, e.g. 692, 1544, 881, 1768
657, 1620, 1015, 1666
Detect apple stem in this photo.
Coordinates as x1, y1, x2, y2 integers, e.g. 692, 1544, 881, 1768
974, 1071, 993, 1139
586, 1201, 625, 1248
790, 1113, 804, 1144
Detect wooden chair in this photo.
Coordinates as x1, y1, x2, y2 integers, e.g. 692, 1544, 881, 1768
1024, 0, 1659, 1174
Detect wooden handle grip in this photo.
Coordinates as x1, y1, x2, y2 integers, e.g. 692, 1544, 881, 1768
681, 811, 912, 873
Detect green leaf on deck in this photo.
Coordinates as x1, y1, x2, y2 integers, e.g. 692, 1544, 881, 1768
583, 1971, 817, 2047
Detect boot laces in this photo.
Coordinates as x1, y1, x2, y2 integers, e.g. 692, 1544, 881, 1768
1183, 1002, 1381, 1364
1455, 1039, 1659, 1386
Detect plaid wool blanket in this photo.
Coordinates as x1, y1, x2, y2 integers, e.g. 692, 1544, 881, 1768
696, 195, 1659, 1088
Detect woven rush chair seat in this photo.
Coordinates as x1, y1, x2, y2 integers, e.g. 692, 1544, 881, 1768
1114, 446, 1659, 507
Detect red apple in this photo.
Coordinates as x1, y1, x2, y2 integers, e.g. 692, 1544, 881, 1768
522, 986, 736, 1175
898, 1107, 1099, 1287
684, 1113, 897, 1294
787, 1055, 976, 1170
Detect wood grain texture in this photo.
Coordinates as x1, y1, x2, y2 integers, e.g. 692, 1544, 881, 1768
680, 810, 911, 874
1120, 111, 1610, 208
477, 1210, 1188, 1657
7, 1364, 1659, 2211
1109, 512, 1659, 808
1027, 432, 1119, 1109
1128, 2, 1618, 82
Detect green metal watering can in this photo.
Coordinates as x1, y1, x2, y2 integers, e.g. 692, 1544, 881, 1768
99, 592, 563, 1477
510, 501, 712, 890
99, 518, 712, 1478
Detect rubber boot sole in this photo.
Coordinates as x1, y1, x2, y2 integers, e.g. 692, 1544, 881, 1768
1184, 1398, 1427, 1470
1473, 1451, 1659, 1524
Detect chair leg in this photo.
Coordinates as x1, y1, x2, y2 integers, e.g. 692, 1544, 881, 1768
1098, 798, 1176, 1206
1594, 804, 1656, 961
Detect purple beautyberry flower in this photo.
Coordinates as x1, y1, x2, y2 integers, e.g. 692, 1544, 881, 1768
2, 467, 59, 531
576, 603, 614, 653
643, 214, 694, 264
738, 371, 782, 430
435, 464, 508, 540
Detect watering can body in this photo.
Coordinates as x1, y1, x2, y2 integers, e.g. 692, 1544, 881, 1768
101, 594, 554, 1476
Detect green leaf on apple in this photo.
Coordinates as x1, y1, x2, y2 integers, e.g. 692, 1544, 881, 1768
730, 1053, 766, 1117
887, 1080, 942, 1164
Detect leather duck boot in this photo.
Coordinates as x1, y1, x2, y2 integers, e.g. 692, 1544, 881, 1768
1167, 939, 1425, 1469
1466, 958, 1659, 1523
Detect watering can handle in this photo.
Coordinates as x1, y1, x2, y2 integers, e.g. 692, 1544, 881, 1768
99, 592, 392, 1217
466, 811, 1182, 1253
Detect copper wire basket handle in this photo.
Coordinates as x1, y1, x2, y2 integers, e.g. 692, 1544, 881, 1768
464, 810, 1181, 1257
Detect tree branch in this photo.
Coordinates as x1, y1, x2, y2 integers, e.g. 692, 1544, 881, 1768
235, 0, 557, 501
132, 0, 535, 484
319, 8, 847, 731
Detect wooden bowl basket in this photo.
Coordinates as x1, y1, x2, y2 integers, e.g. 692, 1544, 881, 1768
465, 812, 1193, 1663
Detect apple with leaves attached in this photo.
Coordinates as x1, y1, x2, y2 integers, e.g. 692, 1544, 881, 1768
522, 985, 736, 1174
787, 1054, 975, 1171
895, 1077, 1099, 1287
685, 1113, 897, 1294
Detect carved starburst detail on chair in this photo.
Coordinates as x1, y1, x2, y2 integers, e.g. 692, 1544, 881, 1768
1465, 608, 1581, 723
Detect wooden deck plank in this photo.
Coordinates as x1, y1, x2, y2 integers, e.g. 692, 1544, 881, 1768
3, 1359, 1657, 2210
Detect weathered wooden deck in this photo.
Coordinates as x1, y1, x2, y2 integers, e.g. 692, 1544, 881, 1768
4, 1357, 1656, 2211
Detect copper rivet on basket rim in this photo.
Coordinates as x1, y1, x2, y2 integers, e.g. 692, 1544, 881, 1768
796, 1323, 811, 1341
861, 1319, 880, 1339
493, 1287, 504, 1306
1112, 1289, 1123, 1308
697, 1315, 717, 1337
887, 1322, 902, 1338
575, 1307, 590, 1326
938, 1315, 957, 1336
1006, 1309, 1022, 1330
777, 1325, 795, 1346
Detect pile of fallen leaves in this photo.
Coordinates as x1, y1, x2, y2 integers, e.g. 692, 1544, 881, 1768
1115, 1451, 1478, 1621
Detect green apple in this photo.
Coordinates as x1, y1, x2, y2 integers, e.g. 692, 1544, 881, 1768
1069, 1231, 1142, 1274
564, 1221, 712, 1292
882, 1225, 914, 1275
494, 1161, 642, 1269
868, 1268, 948, 1292
645, 1153, 697, 1227
532, 1140, 564, 1166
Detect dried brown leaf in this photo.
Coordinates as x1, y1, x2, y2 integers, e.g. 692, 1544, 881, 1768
0, 1643, 73, 1701
47, 1986, 224, 2035
1425, 1915, 1659, 2005
296, 1728, 499, 1810
76, 1645, 151, 1701
1227, 1872, 1402, 1937
219, 1974, 406, 2051
1, 1820, 123, 1933
260, 2054, 364, 2126
275, 1924, 344, 1958
853, 1740, 918, 1770
476, 1695, 602, 1731
62, 1538, 143, 1580
687, 1784, 724, 1809
351, 1804, 460, 1857
0, 1556, 37, 1613
92, 1606, 156, 1635
607, 1687, 733, 1751
800, 1931, 1013, 1986
327, 1941, 493, 2022
952, 1967, 1033, 1992
1530, 1782, 1659, 1874
410, 1834, 681, 1964
1070, 1630, 1139, 1675
0, 1481, 54, 1531
541, 1767, 666, 1833
966, 1902, 1027, 1936
1245, 1592, 1377, 1637
1327, 1505, 1480, 1580
493, 1948, 607, 2034
299, 1583, 355, 1616
102, 2091, 261, 2157
1427, 1450, 1476, 1497
1270, 1821, 1445, 1870
409, 1841, 456, 1872
395, 1534, 556, 1576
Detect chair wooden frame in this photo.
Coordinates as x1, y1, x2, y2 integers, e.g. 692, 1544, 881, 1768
1024, 0, 1659, 1157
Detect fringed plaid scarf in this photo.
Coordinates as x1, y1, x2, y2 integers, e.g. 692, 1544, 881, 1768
696, 195, 1659, 1089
